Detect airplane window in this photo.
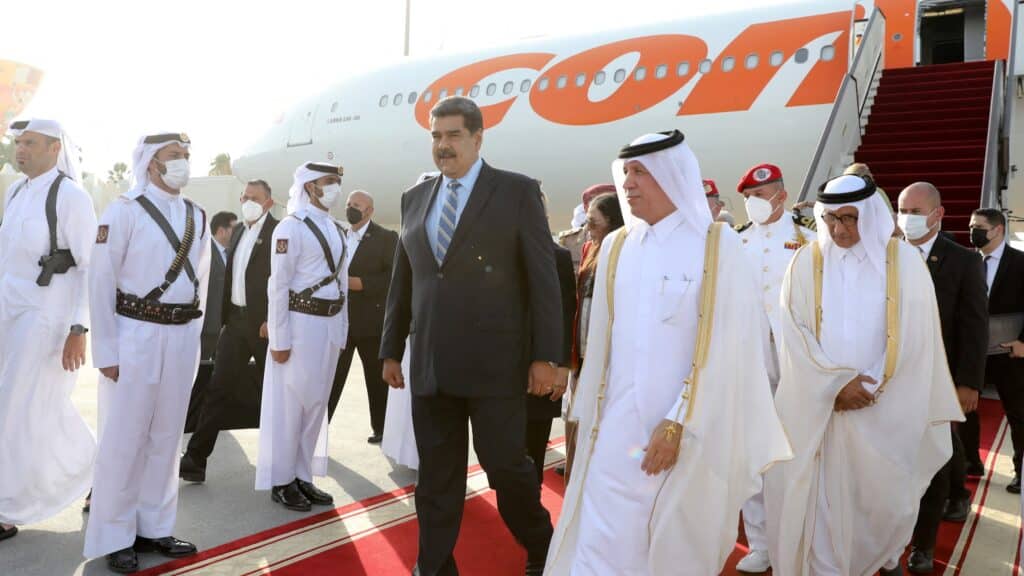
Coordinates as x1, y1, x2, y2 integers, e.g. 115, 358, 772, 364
722, 57, 736, 72
486, 83, 497, 96
655, 64, 668, 79
745, 53, 759, 69
470, 85, 480, 98
677, 62, 690, 76
575, 73, 587, 87
423, 90, 432, 103
820, 45, 836, 62
538, 77, 549, 91
393, 93, 403, 106
794, 48, 809, 64
520, 79, 531, 93
408, 91, 418, 104
439, 89, 448, 99
557, 75, 568, 89
595, 70, 606, 85
614, 69, 626, 83
330, 102, 339, 113
455, 87, 464, 96
503, 81, 514, 95
698, 59, 712, 74
634, 66, 647, 81
379, 95, 388, 107
769, 51, 784, 67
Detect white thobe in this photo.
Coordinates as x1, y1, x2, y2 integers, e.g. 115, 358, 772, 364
737, 218, 815, 551
0, 167, 97, 525
549, 217, 792, 576
84, 184, 211, 559
766, 240, 963, 576
382, 338, 418, 470
256, 206, 348, 490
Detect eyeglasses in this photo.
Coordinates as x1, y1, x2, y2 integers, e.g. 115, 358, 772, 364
822, 212, 859, 227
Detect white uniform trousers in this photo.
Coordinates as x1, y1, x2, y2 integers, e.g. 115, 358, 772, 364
741, 341, 779, 553
256, 311, 340, 489
84, 317, 201, 558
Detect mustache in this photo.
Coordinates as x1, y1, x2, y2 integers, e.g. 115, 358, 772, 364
436, 149, 457, 159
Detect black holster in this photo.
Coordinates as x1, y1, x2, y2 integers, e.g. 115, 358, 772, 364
36, 249, 76, 286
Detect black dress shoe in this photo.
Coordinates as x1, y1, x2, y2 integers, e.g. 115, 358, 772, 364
1009, 475, 1022, 494
879, 564, 903, 576
554, 465, 565, 476
907, 548, 934, 574
966, 461, 985, 477
134, 535, 198, 558
179, 453, 206, 483
106, 547, 138, 573
943, 497, 970, 522
0, 525, 17, 543
525, 560, 545, 576
367, 433, 383, 444
296, 479, 334, 505
272, 481, 312, 511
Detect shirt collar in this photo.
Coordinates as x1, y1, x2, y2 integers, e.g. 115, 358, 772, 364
146, 182, 184, 204
835, 241, 868, 263
26, 165, 60, 187
640, 209, 685, 244
755, 214, 789, 236
987, 241, 1006, 261
306, 205, 331, 222
917, 233, 939, 258
247, 211, 268, 230
440, 157, 484, 194
350, 221, 370, 240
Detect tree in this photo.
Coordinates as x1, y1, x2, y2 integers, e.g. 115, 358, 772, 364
0, 136, 13, 172
107, 162, 128, 184
209, 153, 232, 176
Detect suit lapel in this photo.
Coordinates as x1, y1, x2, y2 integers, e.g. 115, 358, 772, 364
351, 221, 375, 268
443, 162, 496, 266
927, 235, 949, 278
418, 177, 443, 265
248, 214, 276, 269
991, 246, 1013, 301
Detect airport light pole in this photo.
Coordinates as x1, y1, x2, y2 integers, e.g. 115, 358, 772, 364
403, 0, 411, 56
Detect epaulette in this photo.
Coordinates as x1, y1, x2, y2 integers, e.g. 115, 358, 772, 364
557, 227, 583, 239
793, 210, 816, 231
734, 221, 753, 233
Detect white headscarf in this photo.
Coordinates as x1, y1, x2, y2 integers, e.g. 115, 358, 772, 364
814, 174, 895, 275
9, 118, 81, 181
130, 132, 190, 195
611, 131, 712, 238
288, 162, 344, 214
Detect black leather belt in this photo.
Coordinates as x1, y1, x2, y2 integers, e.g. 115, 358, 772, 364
288, 291, 345, 317
116, 290, 203, 325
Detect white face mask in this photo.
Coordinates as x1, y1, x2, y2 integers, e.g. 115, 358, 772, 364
159, 158, 191, 190
319, 183, 342, 208
744, 193, 778, 224
898, 211, 936, 241
241, 199, 264, 222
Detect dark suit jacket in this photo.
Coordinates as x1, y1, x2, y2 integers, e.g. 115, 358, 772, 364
223, 214, 279, 336
200, 245, 227, 362
348, 220, 399, 340
380, 161, 563, 397
926, 233, 988, 391
527, 244, 576, 419
988, 243, 1024, 342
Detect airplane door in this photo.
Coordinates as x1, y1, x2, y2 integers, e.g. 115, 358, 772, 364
287, 103, 317, 147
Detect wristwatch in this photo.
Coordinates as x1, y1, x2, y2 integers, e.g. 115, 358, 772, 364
70, 324, 88, 335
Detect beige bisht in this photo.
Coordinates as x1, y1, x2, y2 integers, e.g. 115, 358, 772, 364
546, 221, 793, 575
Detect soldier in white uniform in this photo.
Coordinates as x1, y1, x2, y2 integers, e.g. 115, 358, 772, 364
0, 119, 96, 543
256, 162, 349, 512
734, 163, 815, 574
85, 132, 211, 574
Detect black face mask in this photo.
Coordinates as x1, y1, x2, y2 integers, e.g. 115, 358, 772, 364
346, 206, 363, 225
970, 228, 991, 249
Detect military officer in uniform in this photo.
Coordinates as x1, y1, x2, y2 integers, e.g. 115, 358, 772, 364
733, 163, 815, 574
557, 184, 615, 271
85, 132, 211, 573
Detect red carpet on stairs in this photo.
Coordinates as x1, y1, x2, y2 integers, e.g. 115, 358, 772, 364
855, 60, 995, 243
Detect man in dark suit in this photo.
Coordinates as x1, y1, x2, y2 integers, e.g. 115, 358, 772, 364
965, 208, 1024, 493
898, 183, 988, 573
184, 211, 235, 432
380, 96, 562, 576
327, 190, 399, 443
181, 180, 278, 482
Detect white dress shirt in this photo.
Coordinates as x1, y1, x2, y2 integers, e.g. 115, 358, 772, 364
231, 212, 268, 307
346, 220, 369, 269
983, 241, 1005, 294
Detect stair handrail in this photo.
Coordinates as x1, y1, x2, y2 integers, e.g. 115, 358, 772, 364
799, 7, 886, 203
982, 59, 1006, 209
1003, 0, 1018, 149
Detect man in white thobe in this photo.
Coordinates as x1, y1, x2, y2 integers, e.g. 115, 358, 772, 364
256, 162, 348, 511
733, 162, 815, 573
86, 132, 211, 573
545, 130, 792, 576
0, 119, 96, 542
765, 174, 963, 576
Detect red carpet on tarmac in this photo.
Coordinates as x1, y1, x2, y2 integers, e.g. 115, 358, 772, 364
139, 400, 1012, 575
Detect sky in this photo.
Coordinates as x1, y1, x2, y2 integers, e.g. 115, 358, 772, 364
3, 0, 798, 177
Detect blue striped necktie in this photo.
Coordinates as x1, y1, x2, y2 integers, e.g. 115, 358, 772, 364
436, 180, 460, 264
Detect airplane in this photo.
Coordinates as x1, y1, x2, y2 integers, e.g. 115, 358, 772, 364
232, 0, 1017, 228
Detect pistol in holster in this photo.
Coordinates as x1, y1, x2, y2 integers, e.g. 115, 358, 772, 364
37, 249, 76, 286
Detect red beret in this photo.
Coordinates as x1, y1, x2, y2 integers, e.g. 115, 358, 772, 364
737, 163, 783, 193
582, 184, 616, 207
702, 179, 719, 197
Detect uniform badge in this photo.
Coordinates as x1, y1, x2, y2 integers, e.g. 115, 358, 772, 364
96, 225, 109, 244
784, 241, 801, 250
754, 167, 772, 182
276, 239, 289, 254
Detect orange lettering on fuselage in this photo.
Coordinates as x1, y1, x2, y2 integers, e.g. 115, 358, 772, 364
528, 35, 707, 125
414, 53, 556, 130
